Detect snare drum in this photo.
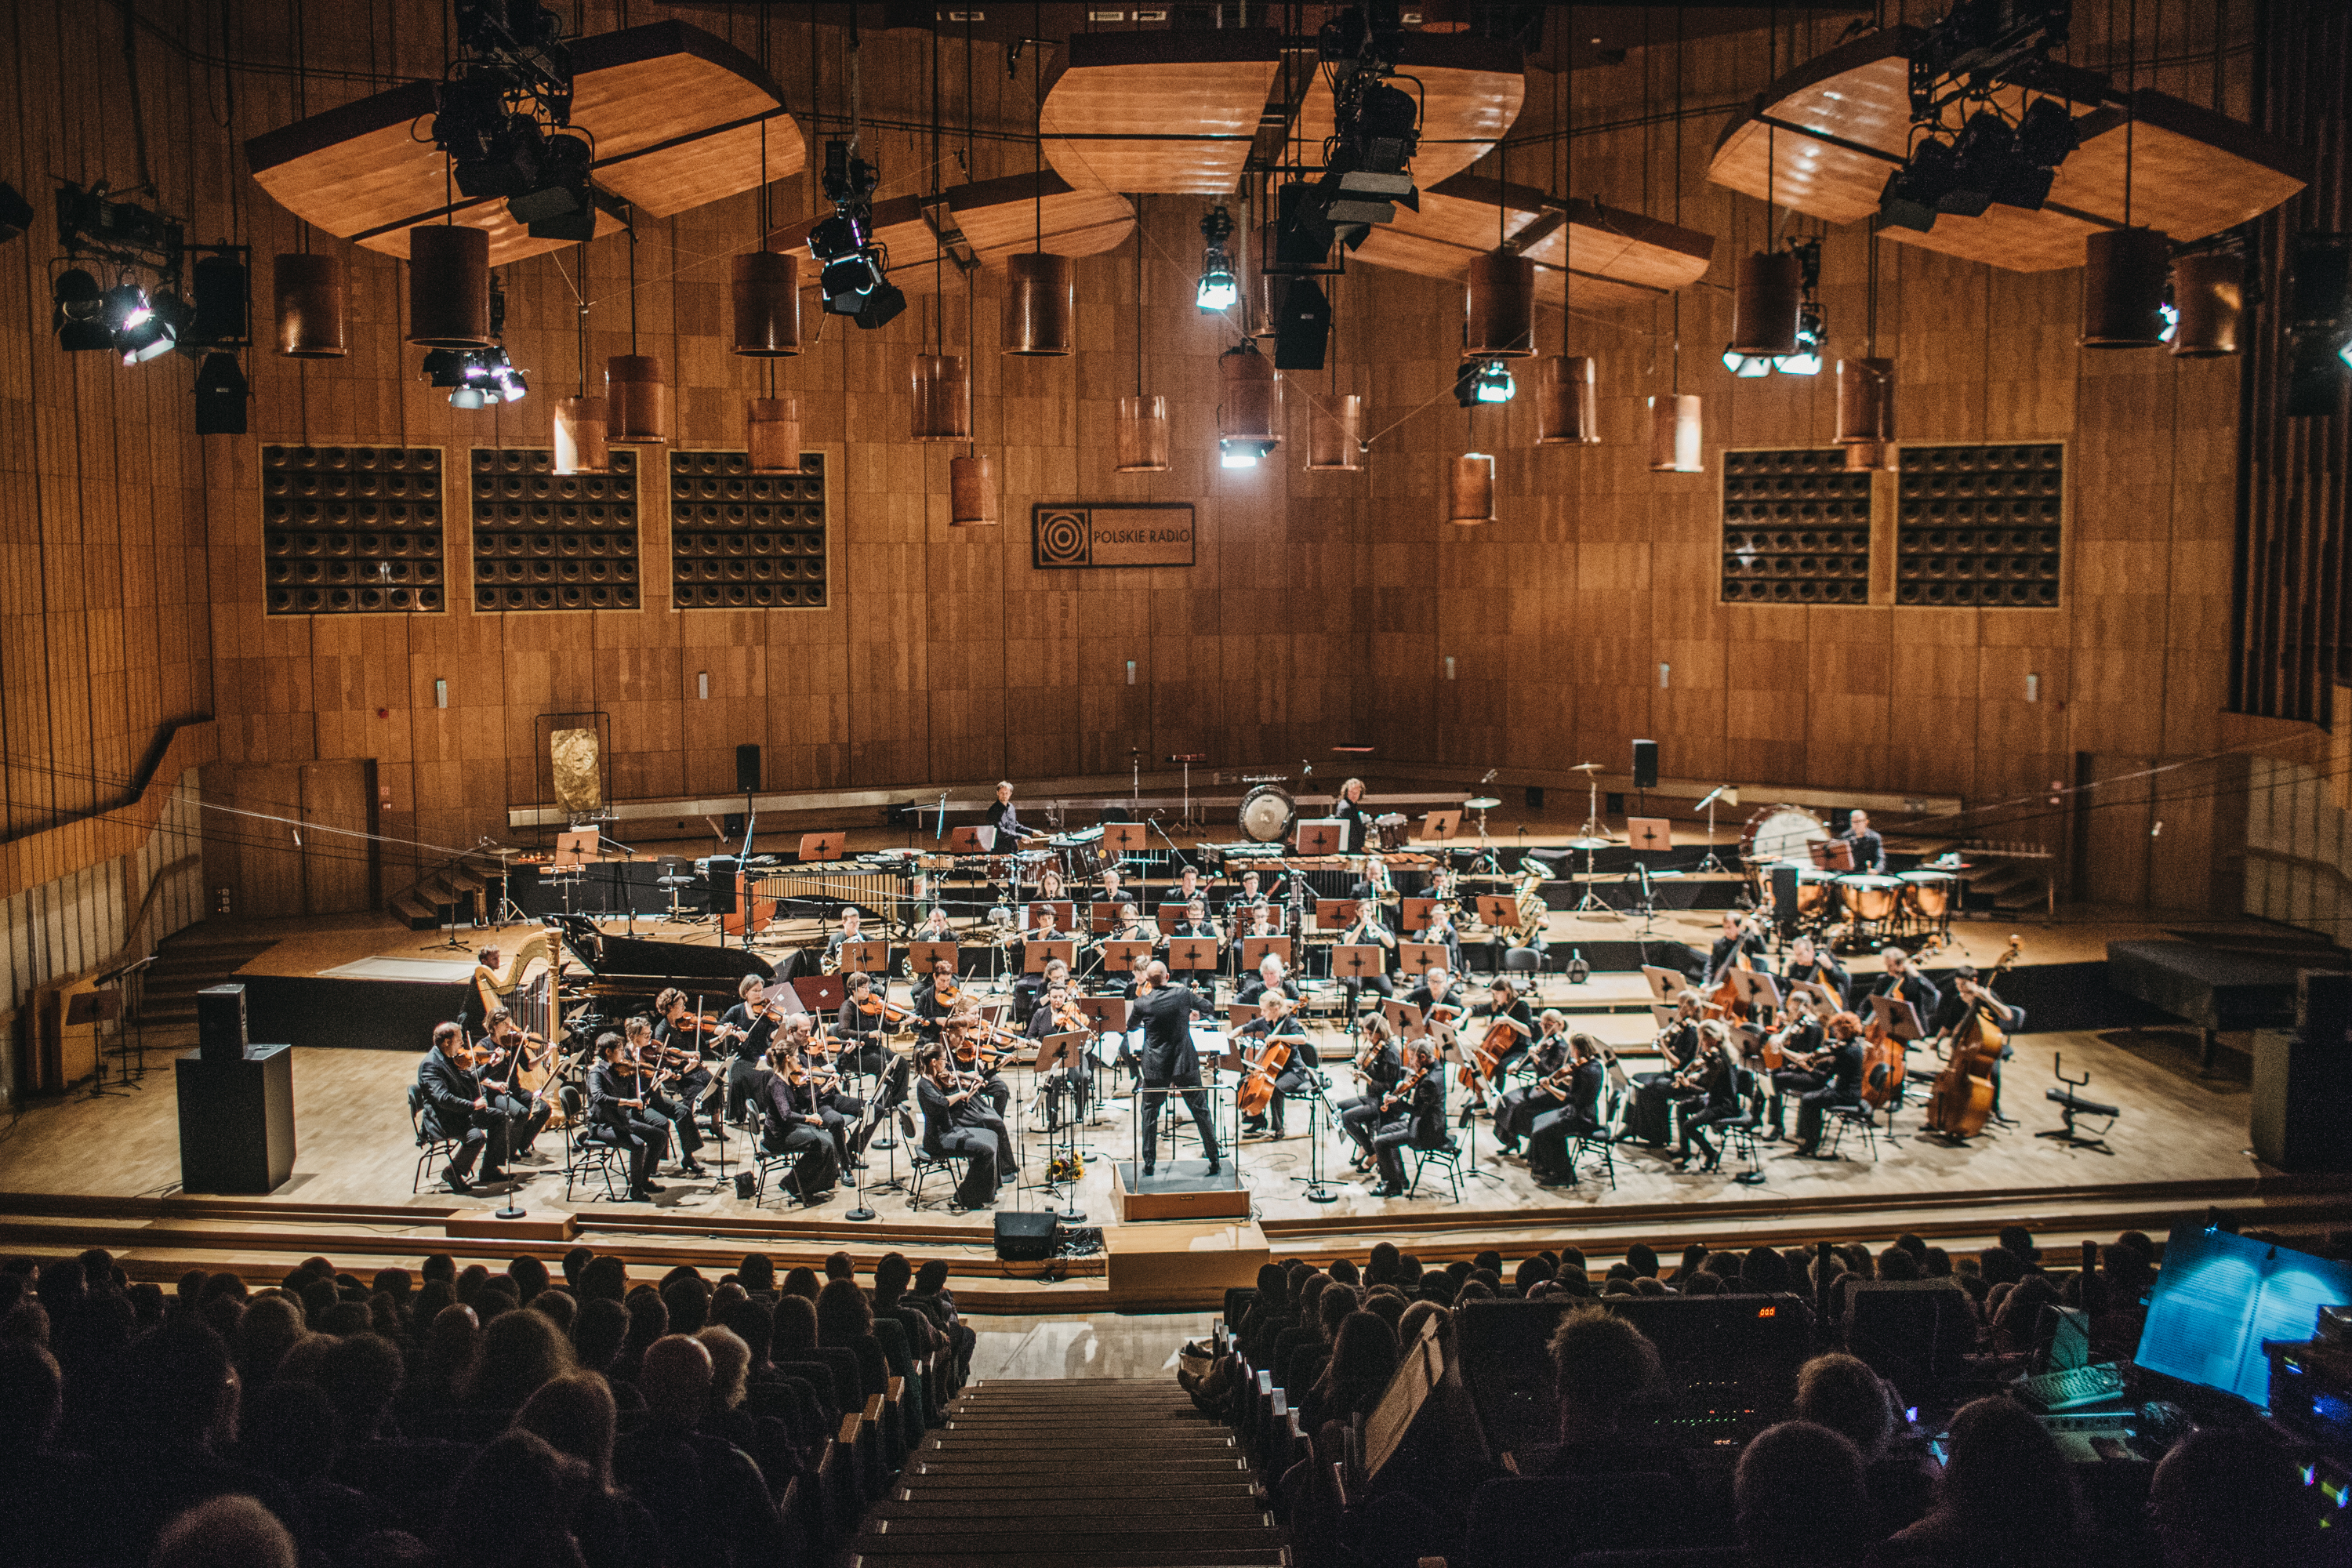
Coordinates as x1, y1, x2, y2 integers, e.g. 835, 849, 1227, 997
1371, 812, 1409, 853
1837, 873, 1904, 923
1899, 870, 1956, 921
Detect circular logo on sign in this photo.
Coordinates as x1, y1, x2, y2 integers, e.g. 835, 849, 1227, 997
1036, 509, 1089, 566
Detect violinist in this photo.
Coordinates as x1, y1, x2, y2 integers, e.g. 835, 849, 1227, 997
1333, 897, 1399, 1004
1791, 1010, 1868, 1156
914, 1042, 1012, 1210
1522, 1030, 1609, 1185
941, 997, 1014, 1119
1494, 1010, 1573, 1154
1922, 965, 2021, 1126
1627, 990, 1707, 1149
471, 1007, 553, 1160
1237, 991, 1319, 1139
1237, 951, 1301, 1008
1131, 959, 1221, 1178
586, 1031, 665, 1202
1762, 997, 1831, 1141
752, 1033, 840, 1204
1368, 1036, 1446, 1199
1336, 1014, 1404, 1172
1703, 912, 1769, 990
913, 959, 962, 1044
833, 971, 890, 1076
652, 989, 721, 1139
779, 1015, 868, 1170
1025, 979, 1097, 1125
1779, 934, 1847, 993
718, 974, 784, 1127
624, 1014, 707, 1179
417, 1020, 510, 1195
1465, 976, 1537, 1103
1671, 1021, 1741, 1173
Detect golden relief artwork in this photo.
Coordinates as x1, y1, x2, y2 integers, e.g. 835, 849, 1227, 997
550, 729, 602, 815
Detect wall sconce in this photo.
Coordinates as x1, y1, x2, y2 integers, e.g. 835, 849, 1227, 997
2026, 673, 2041, 702
434, 679, 447, 710
698, 671, 710, 700
1659, 662, 1671, 689
1125, 659, 1137, 686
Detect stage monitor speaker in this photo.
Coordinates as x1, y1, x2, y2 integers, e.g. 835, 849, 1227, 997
197, 984, 249, 1063
1772, 864, 1801, 940
1632, 739, 1659, 789
993, 1210, 1058, 1262
1271, 277, 1331, 371
2251, 971, 2352, 1171
176, 1043, 296, 1193
706, 855, 738, 915
735, 743, 761, 793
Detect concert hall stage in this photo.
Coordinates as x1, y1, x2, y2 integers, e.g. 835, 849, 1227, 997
0, 904, 2343, 1311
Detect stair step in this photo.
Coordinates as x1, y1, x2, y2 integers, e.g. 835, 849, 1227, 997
873, 1497, 1268, 1523
851, 1531, 1285, 1563
906, 1457, 1247, 1478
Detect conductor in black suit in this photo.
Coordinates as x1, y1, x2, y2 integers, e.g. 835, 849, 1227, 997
417, 1021, 508, 1195
1130, 959, 1221, 1178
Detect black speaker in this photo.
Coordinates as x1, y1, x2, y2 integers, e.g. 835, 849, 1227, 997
176, 1043, 295, 1193
1772, 864, 1801, 940
1271, 275, 1331, 371
735, 743, 761, 793
2251, 971, 2352, 1171
197, 984, 249, 1063
993, 1210, 1059, 1262
1632, 739, 1659, 789
1525, 786, 1544, 811
706, 855, 738, 916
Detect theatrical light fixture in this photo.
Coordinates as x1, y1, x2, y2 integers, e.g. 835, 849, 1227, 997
1269, 4, 1425, 270
425, 270, 528, 407
1196, 205, 1238, 311
191, 350, 249, 435
1724, 240, 1823, 378
100, 280, 152, 334
1219, 438, 1275, 470
52, 267, 111, 350
806, 140, 905, 330
118, 290, 191, 364
1775, 303, 1826, 376
0, 181, 32, 245
1722, 347, 1773, 378
1454, 358, 1515, 405
507, 130, 597, 241
2282, 232, 2352, 416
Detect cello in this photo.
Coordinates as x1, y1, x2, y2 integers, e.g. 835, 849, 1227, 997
1923, 937, 2021, 1138
1857, 935, 1944, 1109
1236, 996, 1304, 1118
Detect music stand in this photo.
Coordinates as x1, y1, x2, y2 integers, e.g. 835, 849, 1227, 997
1421, 811, 1461, 841
550, 829, 599, 924
908, 940, 959, 975
1399, 942, 1449, 979
1031, 1030, 1091, 1220
1102, 822, 1147, 861
1225, 1003, 1264, 1032
1474, 895, 1517, 928
799, 832, 845, 862
1167, 938, 1218, 975
948, 826, 995, 855
1025, 940, 1076, 974
835, 939, 886, 976
1240, 936, 1291, 972
1732, 969, 1783, 1014
792, 975, 846, 1014
67, 991, 125, 1098
1294, 821, 1344, 856
1314, 898, 1362, 931
1155, 906, 1188, 933
1867, 993, 1924, 1042
1400, 896, 1437, 930
1074, 995, 1129, 1036
1099, 940, 1156, 984
1789, 979, 1843, 1014
1809, 838, 1857, 873
1626, 817, 1673, 855
1649, 1001, 1686, 1029
1087, 903, 1126, 935
1382, 1000, 1428, 1039
1641, 965, 1686, 1001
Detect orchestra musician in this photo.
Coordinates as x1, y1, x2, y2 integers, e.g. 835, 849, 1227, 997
652, 989, 722, 1139
471, 1007, 554, 1160
1224, 869, 1269, 928
1841, 809, 1887, 875
1352, 853, 1397, 911
1130, 960, 1221, 1178
912, 904, 956, 946
1670, 1021, 1741, 1173
1522, 1030, 1610, 1185
913, 959, 960, 1045
1014, 907, 1069, 1022
753, 1033, 841, 1204
1025, 867, 1069, 923
1332, 777, 1371, 847
985, 780, 1044, 844
1238, 951, 1301, 1008
467, 945, 506, 1032
941, 997, 1015, 1120
1467, 976, 1537, 1085
1414, 901, 1464, 978
1627, 990, 1707, 1149
1336, 1014, 1405, 1172
1167, 899, 1225, 985
1790, 1011, 1869, 1156
1493, 1010, 1573, 1153
1025, 978, 1097, 1124
1779, 934, 1847, 993
1762, 997, 1831, 1140
586, 1031, 666, 1202
822, 908, 874, 975
1921, 965, 2022, 1125
1332, 898, 1399, 1004
717, 974, 784, 1127
1229, 902, 1278, 982
1702, 912, 1770, 989
1168, 863, 1210, 915
417, 1020, 513, 1195
777, 1014, 869, 1170
1368, 1036, 1447, 1199
1238, 990, 1320, 1140
833, 971, 890, 1076
1856, 946, 1940, 1107
915, 1042, 1014, 1210
623, 1014, 707, 1179
1403, 965, 1466, 1094
1095, 865, 1133, 920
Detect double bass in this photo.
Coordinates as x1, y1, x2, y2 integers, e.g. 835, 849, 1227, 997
1923, 937, 2022, 1138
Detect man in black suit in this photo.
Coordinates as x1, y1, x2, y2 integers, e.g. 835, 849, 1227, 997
983, 780, 1041, 844
1370, 1037, 1447, 1197
585, 1032, 666, 1201
1131, 959, 1220, 1177
416, 1020, 508, 1195
1703, 912, 1770, 989
1922, 965, 2023, 1124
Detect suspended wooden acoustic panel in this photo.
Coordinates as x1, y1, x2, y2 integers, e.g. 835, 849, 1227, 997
1834, 358, 1896, 445
1444, 452, 1496, 525
553, 396, 609, 474
1648, 394, 1703, 474
406, 225, 491, 347
1535, 356, 1599, 445
911, 354, 972, 441
605, 354, 670, 443
272, 252, 347, 358
949, 453, 999, 527
1114, 394, 1170, 473
2169, 251, 2243, 358
731, 252, 801, 357
1305, 394, 1364, 471
1464, 250, 1536, 358
1004, 252, 1075, 356
1730, 249, 1801, 358
746, 397, 801, 473
2081, 227, 2172, 347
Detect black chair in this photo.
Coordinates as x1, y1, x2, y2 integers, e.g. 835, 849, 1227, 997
1570, 1087, 1621, 1191
408, 1083, 459, 1193
746, 1102, 822, 1209
1720, 1068, 1766, 1185
1827, 1062, 1891, 1160
907, 1145, 975, 1210
1460, 1472, 1700, 1568
1406, 1138, 1465, 1202
559, 1084, 627, 1201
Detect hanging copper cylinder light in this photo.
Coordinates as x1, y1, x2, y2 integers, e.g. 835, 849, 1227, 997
273, 252, 347, 358
949, 453, 999, 526
2081, 227, 2172, 347
1004, 253, 1075, 356
1728, 249, 1801, 358
1305, 394, 1364, 471
1115, 394, 1170, 473
554, 397, 610, 474
911, 354, 971, 441
1834, 358, 1896, 446
746, 397, 802, 474
1647, 394, 1703, 474
1535, 356, 1599, 445
731, 252, 802, 357
1464, 250, 1537, 359
1444, 452, 1496, 525
1844, 440, 1889, 473
2169, 251, 2244, 358
605, 354, 670, 443
405, 225, 491, 347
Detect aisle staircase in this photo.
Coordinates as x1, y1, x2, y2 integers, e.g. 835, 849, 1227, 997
137, 928, 280, 1038
851, 1377, 1287, 1568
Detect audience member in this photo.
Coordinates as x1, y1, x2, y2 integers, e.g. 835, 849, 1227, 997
1737, 1421, 1869, 1568
1865, 1396, 2079, 1568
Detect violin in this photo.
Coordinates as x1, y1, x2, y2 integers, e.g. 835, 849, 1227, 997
1381, 1054, 1433, 1112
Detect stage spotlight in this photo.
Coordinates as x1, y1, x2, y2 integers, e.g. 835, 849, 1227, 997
2013, 97, 2082, 169
1722, 348, 1773, 377
421, 348, 470, 389
118, 290, 191, 364
508, 130, 596, 241
191, 350, 249, 434
1773, 303, 1825, 376
1196, 205, 1237, 310
100, 280, 152, 334
53, 268, 111, 350
854, 279, 906, 332
1879, 139, 1960, 232
1453, 357, 1515, 406
1218, 437, 1274, 470
0, 181, 32, 245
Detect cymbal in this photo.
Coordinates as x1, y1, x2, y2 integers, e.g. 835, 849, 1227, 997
1569, 762, 1603, 774
1465, 797, 1501, 810
1568, 837, 1615, 851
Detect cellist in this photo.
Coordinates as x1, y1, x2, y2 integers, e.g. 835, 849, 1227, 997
1858, 947, 1941, 1109
1791, 1011, 1868, 1156
1922, 964, 2022, 1127
1236, 991, 1318, 1139
1465, 976, 1536, 1096
1702, 912, 1769, 990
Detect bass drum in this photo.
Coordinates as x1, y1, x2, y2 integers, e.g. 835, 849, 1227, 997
1239, 783, 1295, 844
1740, 804, 1829, 869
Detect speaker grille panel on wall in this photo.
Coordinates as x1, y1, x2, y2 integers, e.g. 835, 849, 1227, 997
1719, 448, 1873, 605
470, 448, 640, 612
261, 445, 446, 615
670, 451, 829, 609
1894, 442, 2063, 608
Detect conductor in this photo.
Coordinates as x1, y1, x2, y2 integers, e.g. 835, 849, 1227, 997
1130, 959, 1221, 1178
